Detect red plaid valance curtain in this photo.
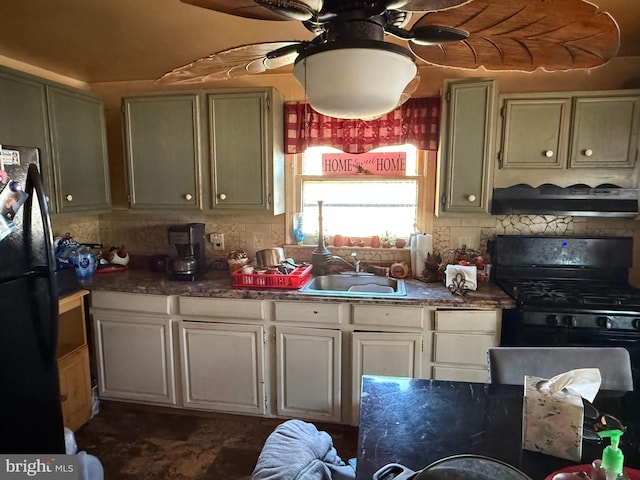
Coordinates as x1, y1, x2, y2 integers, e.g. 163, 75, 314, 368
284, 97, 440, 154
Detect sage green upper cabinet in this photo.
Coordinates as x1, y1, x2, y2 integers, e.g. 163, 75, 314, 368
46, 86, 111, 214
437, 78, 498, 216
495, 91, 640, 188
123, 95, 201, 210
0, 69, 51, 164
0, 69, 56, 206
208, 88, 284, 214
569, 96, 640, 168
499, 97, 571, 169
0, 66, 110, 214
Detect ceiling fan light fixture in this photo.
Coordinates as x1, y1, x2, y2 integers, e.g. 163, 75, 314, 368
293, 42, 417, 119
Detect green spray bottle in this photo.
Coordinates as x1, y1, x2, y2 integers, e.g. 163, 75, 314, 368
592, 430, 627, 480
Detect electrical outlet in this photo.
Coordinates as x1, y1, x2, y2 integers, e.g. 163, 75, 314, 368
210, 233, 224, 251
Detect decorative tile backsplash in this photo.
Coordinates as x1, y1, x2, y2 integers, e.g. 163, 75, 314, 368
52, 212, 639, 272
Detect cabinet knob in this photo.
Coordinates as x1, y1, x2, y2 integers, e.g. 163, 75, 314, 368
584, 148, 593, 157
65, 194, 73, 202
60, 394, 67, 402
544, 150, 554, 158
218, 193, 227, 200
467, 194, 476, 202
184, 193, 193, 201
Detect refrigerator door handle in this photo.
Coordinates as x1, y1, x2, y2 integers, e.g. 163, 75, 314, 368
25, 164, 59, 363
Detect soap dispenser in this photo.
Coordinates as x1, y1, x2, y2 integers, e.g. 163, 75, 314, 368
592, 429, 627, 480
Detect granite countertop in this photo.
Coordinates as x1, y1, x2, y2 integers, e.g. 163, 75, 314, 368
80, 267, 515, 308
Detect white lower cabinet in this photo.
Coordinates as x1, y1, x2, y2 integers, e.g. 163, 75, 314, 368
93, 312, 176, 405
431, 309, 501, 383
351, 331, 423, 424
275, 326, 341, 422
90, 291, 503, 424
178, 321, 266, 415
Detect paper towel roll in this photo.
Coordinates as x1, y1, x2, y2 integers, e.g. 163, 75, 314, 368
412, 233, 432, 278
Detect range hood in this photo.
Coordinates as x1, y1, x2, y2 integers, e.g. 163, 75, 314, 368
491, 184, 640, 218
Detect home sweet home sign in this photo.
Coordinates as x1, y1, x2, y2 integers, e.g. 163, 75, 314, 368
321, 152, 406, 176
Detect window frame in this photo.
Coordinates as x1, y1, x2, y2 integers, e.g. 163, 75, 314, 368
286, 149, 436, 245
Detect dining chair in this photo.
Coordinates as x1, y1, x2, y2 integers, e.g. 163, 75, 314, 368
487, 347, 634, 391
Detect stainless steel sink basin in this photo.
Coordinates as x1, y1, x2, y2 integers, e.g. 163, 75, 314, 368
299, 274, 406, 297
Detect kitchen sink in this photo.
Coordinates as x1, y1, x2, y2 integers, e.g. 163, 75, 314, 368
299, 273, 406, 297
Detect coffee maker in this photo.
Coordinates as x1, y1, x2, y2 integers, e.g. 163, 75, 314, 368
167, 223, 206, 280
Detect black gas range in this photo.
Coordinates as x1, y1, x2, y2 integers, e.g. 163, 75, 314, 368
492, 235, 640, 388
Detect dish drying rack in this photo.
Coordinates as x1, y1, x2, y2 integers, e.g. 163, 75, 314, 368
232, 264, 312, 290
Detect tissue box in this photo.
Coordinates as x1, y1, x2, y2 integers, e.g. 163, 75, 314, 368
445, 265, 477, 291
522, 375, 584, 461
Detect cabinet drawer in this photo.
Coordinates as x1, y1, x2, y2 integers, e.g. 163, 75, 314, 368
274, 301, 341, 324
432, 365, 489, 383
434, 310, 499, 332
91, 291, 171, 314
352, 305, 423, 328
433, 332, 497, 366
179, 297, 264, 320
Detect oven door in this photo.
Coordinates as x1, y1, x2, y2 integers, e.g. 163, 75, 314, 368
500, 309, 640, 390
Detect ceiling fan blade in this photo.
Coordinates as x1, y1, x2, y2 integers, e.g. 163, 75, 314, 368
410, 25, 469, 45
410, 0, 620, 71
180, 0, 322, 21
157, 42, 302, 84
386, 0, 473, 13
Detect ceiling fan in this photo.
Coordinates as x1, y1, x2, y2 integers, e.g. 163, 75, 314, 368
159, 0, 620, 119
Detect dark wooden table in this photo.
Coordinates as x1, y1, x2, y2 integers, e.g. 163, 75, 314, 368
356, 376, 640, 480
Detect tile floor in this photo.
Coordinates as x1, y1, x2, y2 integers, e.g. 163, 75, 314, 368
74, 401, 359, 479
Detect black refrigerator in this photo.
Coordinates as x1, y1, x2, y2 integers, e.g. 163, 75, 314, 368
0, 145, 65, 453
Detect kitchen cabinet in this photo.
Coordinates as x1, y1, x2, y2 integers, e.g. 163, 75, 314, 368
177, 297, 266, 415
350, 304, 425, 424
178, 321, 266, 415
91, 292, 176, 405
431, 309, 501, 383
0, 68, 53, 197
436, 78, 498, 216
123, 94, 202, 209
46, 86, 111, 214
122, 87, 285, 214
0, 66, 111, 214
495, 90, 640, 188
208, 88, 285, 214
351, 332, 422, 424
275, 326, 341, 422
57, 290, 92, 431
272, 301, 344, 422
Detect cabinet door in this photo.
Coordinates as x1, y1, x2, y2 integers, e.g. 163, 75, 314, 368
208, 89, 284, 214
569, 96, 640, 168
94, 313, 176, 404
438, 79, 497, 215
0, 69, 56, 201
123, 95, 201, 209
178, 321, 266, 415
46, 86, 111, 213
499, 97, 571, 169
275, 326, 341, 422
351, 332, 422, 424
58, 346, 92, 431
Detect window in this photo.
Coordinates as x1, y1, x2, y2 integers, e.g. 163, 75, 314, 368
294, 144, 429, 243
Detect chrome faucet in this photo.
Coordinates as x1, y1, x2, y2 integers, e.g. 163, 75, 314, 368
331, 252, 360, 273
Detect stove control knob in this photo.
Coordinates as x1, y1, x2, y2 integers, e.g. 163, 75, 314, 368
563, 315, 577, 327
546, 314, 560, 326
597, 316, 613, 329
633, 319, 640, 330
